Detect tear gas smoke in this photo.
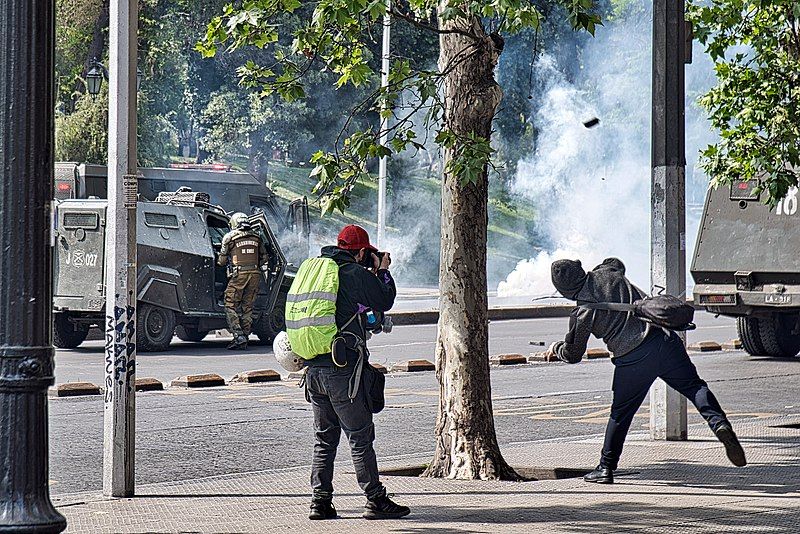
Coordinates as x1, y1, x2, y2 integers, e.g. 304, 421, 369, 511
497, 9, 718, 297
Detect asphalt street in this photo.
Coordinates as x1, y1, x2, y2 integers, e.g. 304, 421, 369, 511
53, 311, 738, 385
48, 312, 800, 496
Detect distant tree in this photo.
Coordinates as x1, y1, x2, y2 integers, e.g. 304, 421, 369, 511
688, 0, 800, 205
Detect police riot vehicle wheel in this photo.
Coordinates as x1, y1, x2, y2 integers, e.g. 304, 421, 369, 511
737, 314, 800, 358
737, 317, 766, 356
52, 313, 89, 349
175, 325, 210, 343
137, 304, 176, 352
757, 313, 800, 358
253, 299, 285, 343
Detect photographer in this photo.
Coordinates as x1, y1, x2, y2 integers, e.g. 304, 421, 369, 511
303, 224, 410, 521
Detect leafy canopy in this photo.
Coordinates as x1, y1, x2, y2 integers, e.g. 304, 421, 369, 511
198, 0, 600, 213
688, 0, 800, 206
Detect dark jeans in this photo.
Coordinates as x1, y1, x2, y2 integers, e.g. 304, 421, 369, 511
600, 331, 730, 470
306, 365, 385, 502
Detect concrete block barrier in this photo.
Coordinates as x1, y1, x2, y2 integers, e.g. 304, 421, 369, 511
584, 348, 611, 360
688, 341, 723, 353
49, 382, 101, 397
371, 363, 388, 374
231, 369, 281, 383
170, 373, 226, 388
490, 353, 528, 366
393, 359, 435, 372
722, 339, 743, 350
528, 352, 559, 363
135, 377, 164, 392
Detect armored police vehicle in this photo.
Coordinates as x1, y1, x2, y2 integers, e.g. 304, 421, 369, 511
52, 190, 287, 351
54, 162, 311, 269
691, 180, 800, 358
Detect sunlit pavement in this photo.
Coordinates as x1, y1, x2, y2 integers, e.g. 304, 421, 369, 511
54, 412, 800, 533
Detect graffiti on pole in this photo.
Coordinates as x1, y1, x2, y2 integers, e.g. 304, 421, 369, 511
104, 302, 136, 402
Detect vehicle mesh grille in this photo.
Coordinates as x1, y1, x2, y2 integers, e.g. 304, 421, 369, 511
144, 212, 179, 229
63, 212, 98, 229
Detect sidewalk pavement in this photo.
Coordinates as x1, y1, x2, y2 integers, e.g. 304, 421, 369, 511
55, 415, 800, 533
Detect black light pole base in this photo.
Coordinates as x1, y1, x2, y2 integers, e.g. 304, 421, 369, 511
0, 0, 67, 528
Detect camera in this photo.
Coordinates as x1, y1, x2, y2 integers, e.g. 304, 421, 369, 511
359, 250, 390, 269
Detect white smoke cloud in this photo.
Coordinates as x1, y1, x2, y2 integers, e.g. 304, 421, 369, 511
497, 11, 717, 297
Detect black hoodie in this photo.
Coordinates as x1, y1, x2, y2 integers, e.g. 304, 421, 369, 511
551, 258, 651, 363
312, 246, 396, 361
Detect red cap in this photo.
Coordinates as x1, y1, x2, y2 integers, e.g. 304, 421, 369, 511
337, 224, 377, 252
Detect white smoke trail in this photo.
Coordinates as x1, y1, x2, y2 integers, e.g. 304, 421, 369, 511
497, 12, 717, 297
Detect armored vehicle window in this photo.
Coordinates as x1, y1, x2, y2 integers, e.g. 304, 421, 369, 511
144, 212, 179, 229
207, 215, 228, 246
249, 196, 285, 231
63, 212, 98, 229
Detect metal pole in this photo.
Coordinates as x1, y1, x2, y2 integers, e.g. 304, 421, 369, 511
103, 0, 138, 497
0, 0, 67, 529
650, 0, 688, 440
376, 0, 391, 247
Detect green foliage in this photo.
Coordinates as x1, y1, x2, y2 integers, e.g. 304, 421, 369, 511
200, 0, 602, 213
55, 88, 176, 166
687, 0, 800, 206
56, 90, 109, 163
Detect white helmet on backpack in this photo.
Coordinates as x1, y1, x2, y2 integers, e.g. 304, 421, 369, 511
273, 331, 305, 372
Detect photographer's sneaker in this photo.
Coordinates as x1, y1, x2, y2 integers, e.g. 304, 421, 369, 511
715, 424, 747, 467
309, 501, 337, 520
363, 495, 410, 520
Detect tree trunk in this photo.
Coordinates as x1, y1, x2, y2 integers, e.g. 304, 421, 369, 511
423, 13, 518, 480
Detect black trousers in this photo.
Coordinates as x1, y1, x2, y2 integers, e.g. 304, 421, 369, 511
306, 365, 386, 502
600, 331, 730, 470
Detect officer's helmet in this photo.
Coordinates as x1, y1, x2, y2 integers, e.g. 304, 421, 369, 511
229, 212, 249, 230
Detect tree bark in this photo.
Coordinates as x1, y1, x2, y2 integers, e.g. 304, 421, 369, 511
424, 13, 519, 480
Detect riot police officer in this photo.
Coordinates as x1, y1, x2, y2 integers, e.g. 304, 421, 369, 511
218, 213, 267, 350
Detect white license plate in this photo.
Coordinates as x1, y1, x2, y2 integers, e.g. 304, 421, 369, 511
765, 294, 792, 304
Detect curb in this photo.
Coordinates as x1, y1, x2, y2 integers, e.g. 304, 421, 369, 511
135, 377, 164, 392
391, 305, 574, 326
170, 374, 226, 388
231, 369, 281, 383
49, 382, 101, 397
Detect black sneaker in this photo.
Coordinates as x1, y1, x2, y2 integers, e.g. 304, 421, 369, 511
584, 465, 614, 484
715, 424, 747, 467
363, 495, 410, 520
309, 501, 337, 520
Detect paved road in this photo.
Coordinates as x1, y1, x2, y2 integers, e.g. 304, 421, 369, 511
53, 311, 738, 385
49, 313, 799, 495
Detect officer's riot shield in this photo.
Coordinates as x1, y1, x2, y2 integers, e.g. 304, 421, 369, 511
248, 212, 286, 315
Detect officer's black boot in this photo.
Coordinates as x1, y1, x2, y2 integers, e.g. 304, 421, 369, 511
584, 465, 614, 484
227, 335, 248, 350
714, 424, 747, 467
363, 494, 410, 520
309, 500, 337, 520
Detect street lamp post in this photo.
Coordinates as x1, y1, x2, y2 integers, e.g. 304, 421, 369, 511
0, 0, 68, 529
376, 0, 391, 247
650, 0, 688, 440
